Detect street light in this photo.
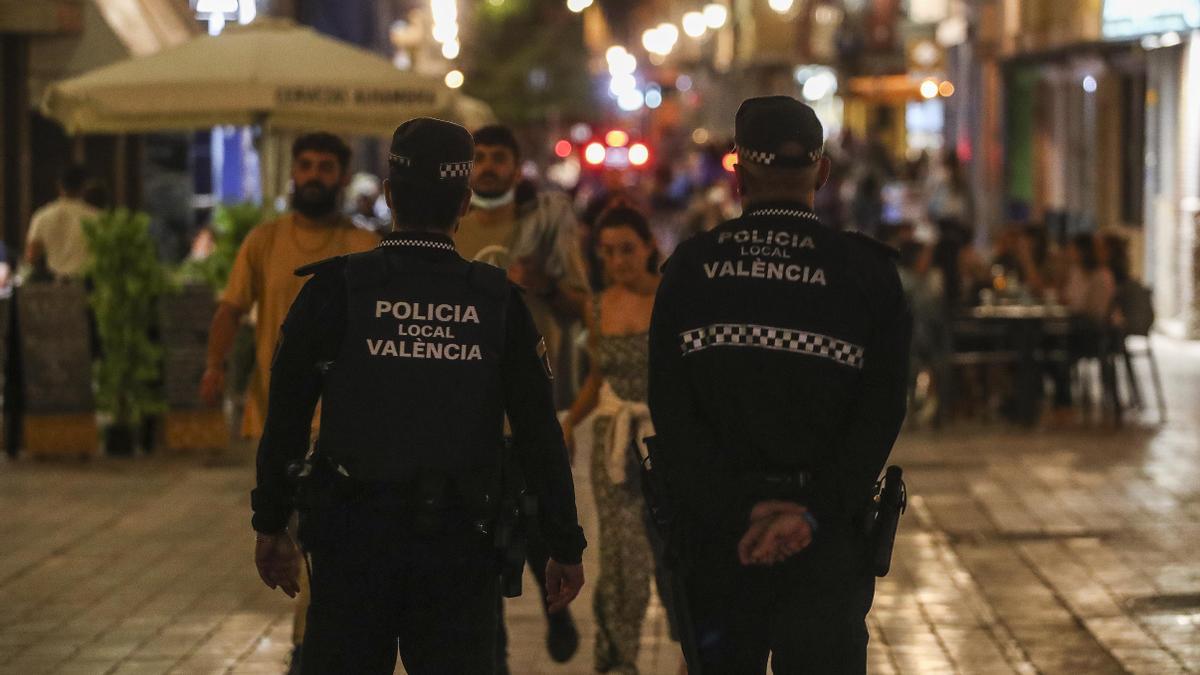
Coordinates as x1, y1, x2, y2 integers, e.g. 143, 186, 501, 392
703, 3, 728, 29
445, 70, 465, 89
441, 40, 460, 59
566, 0, 592, 13
683, 12, 707, 38
919, 79, 939, 99
769, 0, 795, 13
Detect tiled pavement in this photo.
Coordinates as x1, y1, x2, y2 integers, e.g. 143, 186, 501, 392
2, 338, 1199, 674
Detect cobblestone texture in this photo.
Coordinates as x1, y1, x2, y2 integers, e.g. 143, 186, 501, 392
1, 337, 1198, 674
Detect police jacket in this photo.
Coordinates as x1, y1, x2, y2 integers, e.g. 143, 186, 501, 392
648, 201, 911, 544
251, 231, 586, 564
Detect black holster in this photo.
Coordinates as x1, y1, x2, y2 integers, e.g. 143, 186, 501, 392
864, 465, 906, 577
495, 438, 537, 598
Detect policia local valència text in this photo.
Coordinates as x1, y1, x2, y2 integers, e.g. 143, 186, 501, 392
368, 300, 484, 361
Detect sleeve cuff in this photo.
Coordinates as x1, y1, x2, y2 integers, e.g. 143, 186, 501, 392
250, 488, 292, 534
547, 525, 587, 565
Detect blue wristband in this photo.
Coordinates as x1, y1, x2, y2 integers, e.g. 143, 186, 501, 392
802, 510, 819, 532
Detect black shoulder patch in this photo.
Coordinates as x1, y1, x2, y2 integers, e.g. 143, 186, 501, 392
467, 260, 510, 299
845, 231, 900, 259
294, 255, 347, 277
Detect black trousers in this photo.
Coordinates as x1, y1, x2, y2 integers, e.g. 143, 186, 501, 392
298, 497, 498, 675
678, 528, 874, 675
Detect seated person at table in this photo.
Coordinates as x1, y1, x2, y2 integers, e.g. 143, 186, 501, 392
1047, 234, 1118, 422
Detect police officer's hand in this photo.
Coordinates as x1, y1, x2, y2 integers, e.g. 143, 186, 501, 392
738, 501, 814, 566
199, 366, 225, 407
254, 531, 301, 598
544, 560, 584, 613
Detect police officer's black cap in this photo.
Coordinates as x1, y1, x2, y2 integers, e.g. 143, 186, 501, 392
734, 96, 824, 169
388, 117, 474, 187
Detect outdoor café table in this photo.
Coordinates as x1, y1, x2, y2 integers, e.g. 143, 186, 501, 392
954, 304, 1073, 426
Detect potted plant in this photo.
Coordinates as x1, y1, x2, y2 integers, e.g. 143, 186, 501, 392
84, 209, 169, 456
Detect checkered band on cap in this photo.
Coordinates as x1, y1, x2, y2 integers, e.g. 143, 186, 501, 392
679, 323, 865, 369
439, 161, 473, 180
735, 144, 823, 166
388, 153, 412, 167
735, 144, 776, 166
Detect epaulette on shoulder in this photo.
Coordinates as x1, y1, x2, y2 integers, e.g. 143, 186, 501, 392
845, 231, 899, 260
294, 255, 348, 277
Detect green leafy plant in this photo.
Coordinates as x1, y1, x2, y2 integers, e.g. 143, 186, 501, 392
84, 209, 170, 428
175, 202, 267, 291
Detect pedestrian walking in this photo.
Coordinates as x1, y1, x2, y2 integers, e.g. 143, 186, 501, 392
200, 132, 379, 670
562, 206, 684, 675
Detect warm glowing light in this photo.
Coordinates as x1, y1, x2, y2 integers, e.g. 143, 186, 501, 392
609, 74, 637, 97
607, 49, 637, 76
566, 0, 592, 12
584, 142, 606, 165
769, 0, 794, 12
554, 140, 573, 158
605, 130, 629, 147
629, 143, 649, 166
692, 128, 710, 144
703, 3, 728, 29
938, 80, 955, 97
617, 89, 645, 111
642, 24, 679, 56
683, 12, 707, 38
657, 23, 679, 44
722, 152, 738, 172
444, 70, 464, 88
441, 40, 460, 59
919, 79, 939, 99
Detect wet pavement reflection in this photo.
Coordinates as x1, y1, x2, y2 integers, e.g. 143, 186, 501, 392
1, 338, 1198, 674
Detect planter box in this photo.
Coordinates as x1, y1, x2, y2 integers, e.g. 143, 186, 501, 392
160, 285, 226, 452
17, 284, 98, 459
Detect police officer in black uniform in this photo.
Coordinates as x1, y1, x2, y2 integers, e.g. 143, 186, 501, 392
251, 118, 586, 674
648, 96, 911, 674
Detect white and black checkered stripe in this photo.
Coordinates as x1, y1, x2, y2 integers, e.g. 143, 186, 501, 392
439, 161, 473, 179
735, 145, 823, 165
743, 208, 823, 225
378, 238, 456, 253
735, 144, 776, 165
679, 324, 865, 369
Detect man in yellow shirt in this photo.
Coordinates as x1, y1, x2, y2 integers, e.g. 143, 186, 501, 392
199, 133, 378, 674
200, 133, 379, 436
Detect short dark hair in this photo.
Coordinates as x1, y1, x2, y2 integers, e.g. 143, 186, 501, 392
389, 180, 467, 232
595, 205, 660, 273
292, 132, 351, 169
472, 125, 520, 160
60, 164, 89, 194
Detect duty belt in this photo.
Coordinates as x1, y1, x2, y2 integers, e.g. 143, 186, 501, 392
742, 469, 813, 498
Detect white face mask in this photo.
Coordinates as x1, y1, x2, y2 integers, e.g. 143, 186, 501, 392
470, 188, 516, 210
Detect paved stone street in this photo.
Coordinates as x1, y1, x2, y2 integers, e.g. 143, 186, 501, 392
2, 337, 1199, 674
